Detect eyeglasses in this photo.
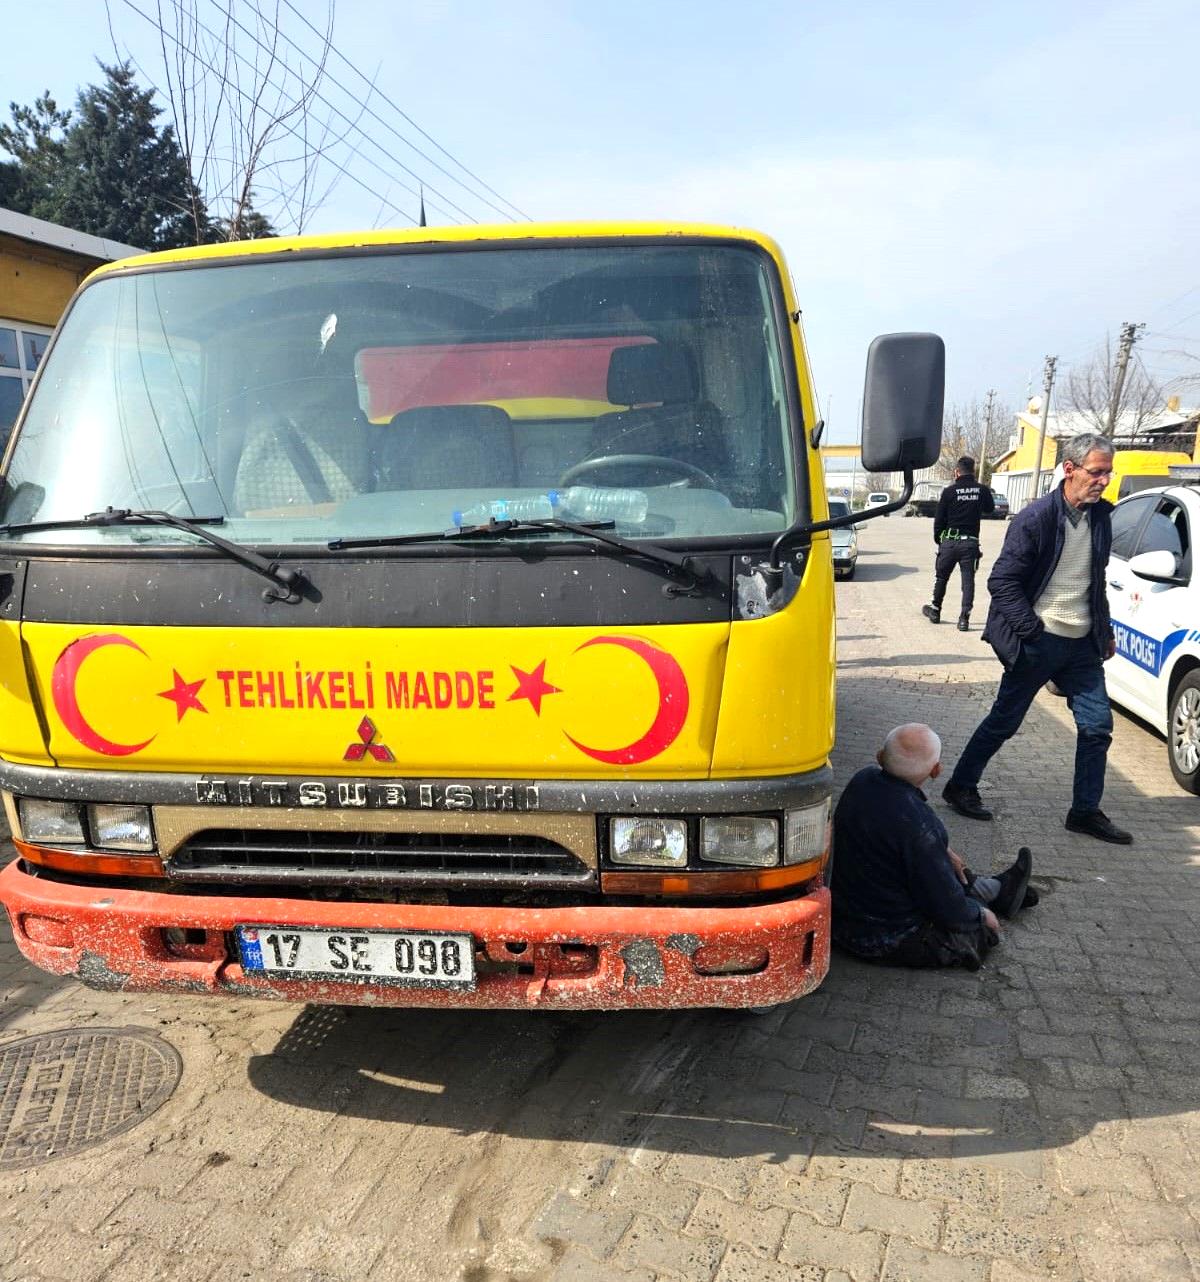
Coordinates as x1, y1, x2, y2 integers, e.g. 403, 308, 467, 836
1069, 465, 1113, 478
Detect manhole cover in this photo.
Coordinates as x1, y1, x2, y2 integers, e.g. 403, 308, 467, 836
0, 1026, 181, 1168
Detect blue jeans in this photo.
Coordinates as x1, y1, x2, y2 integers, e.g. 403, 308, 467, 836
950, 631, 1113, 813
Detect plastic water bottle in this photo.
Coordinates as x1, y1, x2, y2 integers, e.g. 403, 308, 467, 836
451, 495, 555, 526
552, 486, 648, 524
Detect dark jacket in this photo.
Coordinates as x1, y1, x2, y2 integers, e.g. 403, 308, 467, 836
831, 765, 983, 956
933, 474, 994, 542
982, 484, 1113, 669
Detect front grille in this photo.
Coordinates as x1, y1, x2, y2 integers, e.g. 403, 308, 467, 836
167, 828, 594, 889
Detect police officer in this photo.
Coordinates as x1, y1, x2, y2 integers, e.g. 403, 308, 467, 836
922, 456, 995, 631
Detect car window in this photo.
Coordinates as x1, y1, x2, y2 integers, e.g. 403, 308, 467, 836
1133, 497, 1190, 578
1110, 495, 1154, 560
828, 499, 850, 518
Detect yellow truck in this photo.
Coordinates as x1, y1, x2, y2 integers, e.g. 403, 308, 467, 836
0, 222, 942, 1010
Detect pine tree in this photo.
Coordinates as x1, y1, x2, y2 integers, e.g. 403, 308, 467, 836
54, 62, 201, 250
0, 92, 71, 219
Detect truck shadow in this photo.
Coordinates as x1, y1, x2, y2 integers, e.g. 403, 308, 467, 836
839, 563, 918, 582
246, 675, 1200, 1170
837, 653, 980, 669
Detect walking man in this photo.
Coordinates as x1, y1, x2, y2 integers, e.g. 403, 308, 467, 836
942, 433, 1131, 844
922, 455, 994, 630
832, 723, 1034, 970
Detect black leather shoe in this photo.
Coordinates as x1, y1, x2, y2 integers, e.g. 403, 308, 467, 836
957, 617, 970, 631
922, 604, 941, 623
992, 847, 1033, 919
1065, 809, 1132, 844
942, 781, 993, 821
1021, 885, 1040, 908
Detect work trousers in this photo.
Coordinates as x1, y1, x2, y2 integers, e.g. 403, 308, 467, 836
950, 631, 1113, 813
931, 538, 981, 617
841, 875, 1003, 971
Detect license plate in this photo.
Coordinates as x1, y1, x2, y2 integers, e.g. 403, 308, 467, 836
236, 926, 475, 988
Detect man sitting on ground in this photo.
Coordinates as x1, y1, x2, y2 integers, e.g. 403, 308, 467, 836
831, 723, 1035, 970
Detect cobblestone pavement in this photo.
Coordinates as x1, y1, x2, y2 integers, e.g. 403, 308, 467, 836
2, 514, 1198, 1281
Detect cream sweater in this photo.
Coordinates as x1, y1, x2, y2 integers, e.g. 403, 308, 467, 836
1034, 509, 1091, 638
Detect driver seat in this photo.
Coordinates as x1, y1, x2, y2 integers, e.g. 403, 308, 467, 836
588, 342, 728, 476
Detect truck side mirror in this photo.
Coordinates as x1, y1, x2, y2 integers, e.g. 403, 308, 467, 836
860, 333, 945, 472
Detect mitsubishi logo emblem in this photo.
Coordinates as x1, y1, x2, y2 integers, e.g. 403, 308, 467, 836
343, 716, 395, 763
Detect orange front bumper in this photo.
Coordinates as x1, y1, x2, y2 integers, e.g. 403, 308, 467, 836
0, 859, 829, 1010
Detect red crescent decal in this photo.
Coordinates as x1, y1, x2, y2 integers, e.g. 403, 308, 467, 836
565, 635, 690, 765
52, 634, 156, 757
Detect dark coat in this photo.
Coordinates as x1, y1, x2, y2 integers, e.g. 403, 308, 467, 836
981, 484, 1113, 669
831, 765, 983, 956
933, 473, 994, 542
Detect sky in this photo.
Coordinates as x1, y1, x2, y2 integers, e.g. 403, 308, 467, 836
5, 0, 1200, 445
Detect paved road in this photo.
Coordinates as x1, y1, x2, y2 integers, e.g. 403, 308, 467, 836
2, 514, 1198, 1281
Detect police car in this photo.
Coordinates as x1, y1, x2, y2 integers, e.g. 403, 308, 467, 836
1104, 476, 1200, 793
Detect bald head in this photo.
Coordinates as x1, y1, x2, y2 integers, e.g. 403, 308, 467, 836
878, 723, 942, 785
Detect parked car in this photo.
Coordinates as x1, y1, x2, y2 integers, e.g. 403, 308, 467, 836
865, 491, 891, 515
1104, 481, 1200, 792
986, 490, 1009, 519
828, 498, 859, 579
904, 479, 942, 516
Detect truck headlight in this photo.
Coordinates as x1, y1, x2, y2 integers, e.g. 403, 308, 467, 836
88, 804, 155, 852
19, 798, 86, 845
700, 816, 779, 866
783, 798, 831, 865
610, 817, 688, 868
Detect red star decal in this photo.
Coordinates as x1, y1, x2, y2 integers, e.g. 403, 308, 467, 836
507, 660, 561, 716
157, 670, 207, 721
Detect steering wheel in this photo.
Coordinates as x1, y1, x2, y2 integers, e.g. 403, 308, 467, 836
559, 453, 717, 489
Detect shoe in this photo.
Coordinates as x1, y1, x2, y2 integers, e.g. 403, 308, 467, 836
1022, 885, 1040, 909
957, 617, 970, 631
942, 781, 993, 821
922, 604, 941, 623
991, 847, 1033, 919
1065, 809, 1132, 845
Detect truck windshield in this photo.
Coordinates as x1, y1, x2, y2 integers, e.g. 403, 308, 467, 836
0, 242, 798, 547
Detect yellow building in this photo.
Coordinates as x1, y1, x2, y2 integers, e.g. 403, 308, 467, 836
0, 207, 141, 443
991, 397, 1198, 512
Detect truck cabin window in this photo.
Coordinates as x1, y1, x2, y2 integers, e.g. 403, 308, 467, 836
0, 245, 798, 545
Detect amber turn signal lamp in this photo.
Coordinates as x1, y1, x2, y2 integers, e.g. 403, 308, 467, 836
601, 856, 824, 897
15, 837, 166, 879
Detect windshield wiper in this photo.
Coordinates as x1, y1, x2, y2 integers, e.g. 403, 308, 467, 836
329, 516, 711, 594
0, 507, 307, 603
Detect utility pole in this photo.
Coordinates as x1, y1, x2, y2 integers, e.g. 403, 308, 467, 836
981, 388, 997, 484
1029, 356, 1058, 505
1106, 320, 1145, 437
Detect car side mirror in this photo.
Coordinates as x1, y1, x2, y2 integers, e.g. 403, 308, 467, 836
1127, 549, 1185, 584
860, 333, 945, 472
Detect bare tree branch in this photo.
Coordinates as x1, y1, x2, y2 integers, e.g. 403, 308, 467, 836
1061, 335, 1166, 436
146, 0, 341, 240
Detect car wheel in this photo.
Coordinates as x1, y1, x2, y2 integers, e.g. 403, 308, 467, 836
1168, 671, 1200, 794
844, 566, 856, 580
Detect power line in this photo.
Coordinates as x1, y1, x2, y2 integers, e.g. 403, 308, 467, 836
193, 0, 484, 225
1146, 304, 1200, 336
114, 0, 422, 228
279, 0, 529, 221
117, 0, 464, 226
